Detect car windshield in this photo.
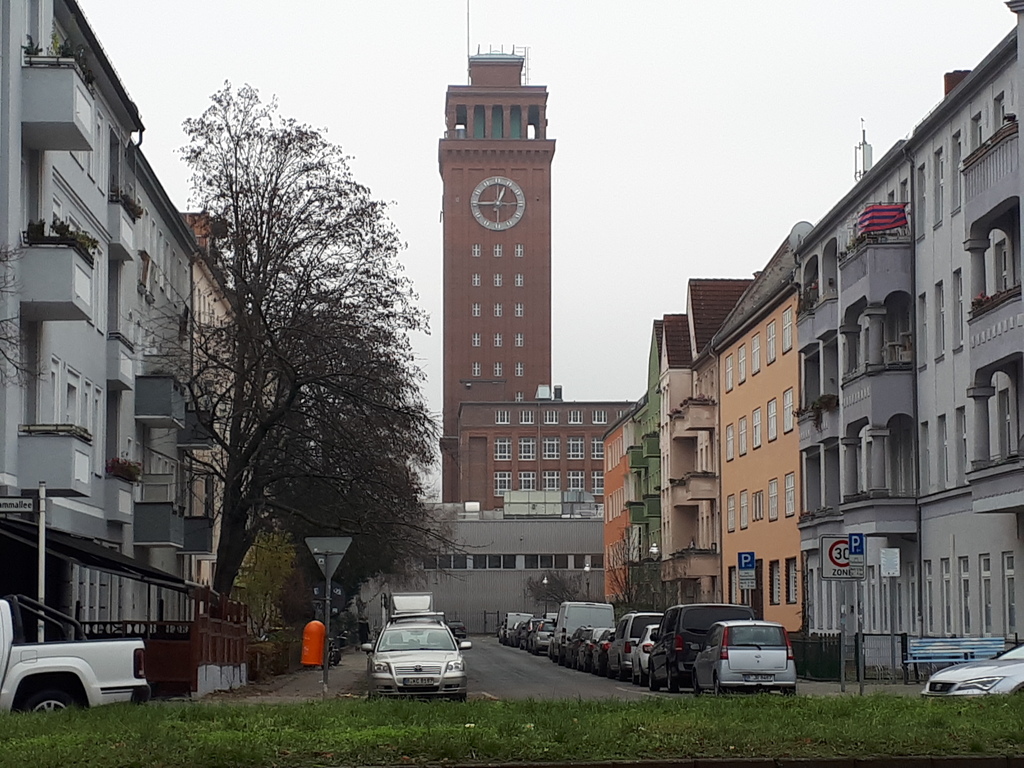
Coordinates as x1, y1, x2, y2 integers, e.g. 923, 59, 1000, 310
378, 628, 456, 652
999, 645, 1024, 660
629, 614, 662, 639
681, 607, 754, 634
727, 625, 786, 646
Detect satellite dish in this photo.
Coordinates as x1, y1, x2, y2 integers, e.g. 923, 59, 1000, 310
787, 221, 814, 253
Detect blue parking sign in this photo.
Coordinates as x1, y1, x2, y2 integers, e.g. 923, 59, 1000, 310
848, 533, 865, 557
738, 551, 755, 570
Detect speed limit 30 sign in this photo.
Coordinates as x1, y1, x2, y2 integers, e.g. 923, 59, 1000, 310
820, 535, 866, 580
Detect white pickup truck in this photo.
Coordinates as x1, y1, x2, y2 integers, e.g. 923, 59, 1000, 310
0, 594, 150, 711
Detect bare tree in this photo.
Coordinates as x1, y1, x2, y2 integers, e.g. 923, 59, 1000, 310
525, 570, 584, 607
0, 244, 29, 383
181, 83, 438, 594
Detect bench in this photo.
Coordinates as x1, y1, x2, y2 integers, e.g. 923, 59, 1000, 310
903, 636, 1006, 683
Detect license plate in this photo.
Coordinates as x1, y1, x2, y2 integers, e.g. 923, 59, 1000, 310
403, 677, 435, 686
743, 674, 774, 682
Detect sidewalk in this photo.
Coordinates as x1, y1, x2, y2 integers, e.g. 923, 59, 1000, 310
203, 648, 367, 704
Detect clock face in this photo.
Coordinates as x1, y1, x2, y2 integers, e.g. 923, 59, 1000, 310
470, 176, 526, 231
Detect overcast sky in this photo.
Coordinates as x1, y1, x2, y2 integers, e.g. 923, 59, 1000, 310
81, 0, 1015, 419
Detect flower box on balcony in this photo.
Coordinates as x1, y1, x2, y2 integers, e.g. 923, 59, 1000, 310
969, 285, 1022, 320
105, 457, 142, 483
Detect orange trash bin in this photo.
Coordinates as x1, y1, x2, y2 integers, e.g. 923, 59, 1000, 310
301, 620, 326, 666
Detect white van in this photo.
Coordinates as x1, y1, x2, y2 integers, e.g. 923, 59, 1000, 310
550, 601, 615, 665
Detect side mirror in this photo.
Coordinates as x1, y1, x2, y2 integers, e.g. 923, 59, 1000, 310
460, 641, 473, 650
650, 631, 660, 642
360, 643, 374, 653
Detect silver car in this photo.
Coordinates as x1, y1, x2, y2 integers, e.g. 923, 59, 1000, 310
922, 644, 1024, 696
629, 623, 659, 686
692, 620, 797, 695
363, 621, 471, 700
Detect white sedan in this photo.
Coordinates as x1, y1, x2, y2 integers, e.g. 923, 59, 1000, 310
922, 644, 1024, 696
363, 622, 471, 701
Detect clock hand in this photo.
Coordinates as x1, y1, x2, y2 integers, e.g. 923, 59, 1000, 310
496, 185, 506, 204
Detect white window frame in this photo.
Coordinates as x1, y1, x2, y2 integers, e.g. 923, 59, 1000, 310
494, 362, 503, 377
726, 424, 735, 461
520, 409, 535, 425
514, 303, 524, 317
567, 437, 585, 460
514, 243, 523, 258
768, 478, 779, 521
519, 437, 536, 461
494, 333, 503, 347
472, 244, 481, 257
514, 362, 524, 377
752, 407, 762, 449
782, 308, 793, 351
495, 410, 510, 425
725, 355, 734, 391
592, 410, 607, 424
591, 471, 604, 494
514, 333, 524, 347
752, 490, 764, 521
591, 438, 604, 459
471, 333, 481, 347
738, 416, 748, 456
493, 244, 502, 258
519, 471, 536, 490
471, 273, 480, 286
494, 273, 503, 287
766, 321, 777, 363
783, 388, 794, 432
740, 490, 749, 529
542, 470, 560, 491
494, 437, 512, 461
751, 334, 761, 374
738, 345, 747, 383
494, 303, 503, 317
567, 470, 585, 492
727, 494, 736, 532
494, 471, 512, 496
471, 303, 480, 317
471, 362, 480, 377
767, 398, 778, 441
544, 410, 559, 425
543, 437, 560, 459
514, 273, 524, 287
568, 410, 583, 425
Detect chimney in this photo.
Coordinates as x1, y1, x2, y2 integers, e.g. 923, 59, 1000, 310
944, 70, 971, 97
553, 385, 563, 401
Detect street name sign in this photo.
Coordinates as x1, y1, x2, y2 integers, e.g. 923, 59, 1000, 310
820, 535, 865, 580
0, 499, 35, 513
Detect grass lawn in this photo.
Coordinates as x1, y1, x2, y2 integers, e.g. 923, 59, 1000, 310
1, 695, 1023, 768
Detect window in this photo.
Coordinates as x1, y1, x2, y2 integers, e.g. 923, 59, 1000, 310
591, 438, 604, 459
591, 471, 604, 494
786, 557, 798, 604
938, 414, 948, 488
784, 472, 795, 517
514, 244, 523, 258
471, 362, 480, 377
519, 471, 536, 490
567, 437, 584, 460
514, 303, 524, 317
727, 494, 736, 532
514, 333, 524, 347
514, 273, 524, 287
495, 410, 510, 424
493, 244, 502, 258
543, 437, 560, 459
1004, 552, 1016, 634
725, 355, 734, 391
494, 303, 503, 317
472, 244, 481, 257
515, 391, 524, 402
494, 471, 511, 496
981, 554, 992, 636
493, 362, 503, 377
519, 437, 536, 460
972, 112, 983, 150
567, 470, 585, 491
767, 398, 778, 441
471, 273, 480, 286
959, 556, 971, 635
592, 410, 607, 424
955, 407, 967, 484
738, 345, 747, 383
728, 567, 738, 603
524, 555, 539, 569
502, 555, 515, 569
568, 410, 582, 425
770, 561, 781, 605
514, 362, 524, 377
471, 303, 481, 317
920, 421, 931, 492
740, 491, 749, 529
752, 407, 762, 448
494, 437, 511, 461
916, 163, 927, 232
726, 424, 735, 461
783, 388, 794, 432
782, 308, 793, 351
768, 478, 779, 521
953, 270, 964, 348
520, 409, 535, 425
544, 410, 558, 425
951, 132, 962, 211
751, 334, 761, 374
543, 470, 560, 491
494, 333, 503, 347
471, 333, 480, 347
941, 557, 952, 634
738, 416, 748, 455
924, 560, 934, 633
752, 490, 764, 521
935, 281, 945, 356
766, 321, 777, 363
933, 147, 944, 225
493, 273, 503, 287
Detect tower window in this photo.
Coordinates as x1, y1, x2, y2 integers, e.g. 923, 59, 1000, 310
514, 333, 524, 347
514, 303, 524, 317
514, 273, 524, 287
515, 362, 524, 377
471, 333, 480, 347
528, 105, 540, 139
471, 303, 480, 317
494, 303, 503, 317
494, 362, 503, 377
473, 105, 485, 138
454, 104, 467, 137
472, 244, 481, 258
471, 273, 480, 286
494, 273, 503, 287
494, 333, 502, 347
491, 105, 504, 138
510, 105, 522, 139
494, 244, 503, 258
515, 244, 524, 258
471, 362, 480, 377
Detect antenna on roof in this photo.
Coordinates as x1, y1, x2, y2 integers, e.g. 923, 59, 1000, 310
854, 118, 873, 181
466, 0, 470, 84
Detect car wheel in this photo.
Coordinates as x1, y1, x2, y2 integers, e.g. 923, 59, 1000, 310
713, 674, 723, 696
692, 671, 702, 696
606, 661, 616, 679
617, 662, 629, 681
782, 686, 796, 696
648, 661, 661, 691
22, 689, 75, 712
667, 666, 680, 693
631, 667, 639, 686
452, 693, 468, 702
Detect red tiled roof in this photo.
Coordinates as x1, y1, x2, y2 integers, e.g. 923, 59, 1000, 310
661, 314, 692, 368
652, 319, 664, 359
688, 278, 754, 356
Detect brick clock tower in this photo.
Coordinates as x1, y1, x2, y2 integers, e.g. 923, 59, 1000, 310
439, 54, 555, 502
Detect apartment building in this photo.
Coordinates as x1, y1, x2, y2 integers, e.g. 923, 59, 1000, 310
798, 14, 1022, 639
603, 408, 646, 603
715, 245, 802, 629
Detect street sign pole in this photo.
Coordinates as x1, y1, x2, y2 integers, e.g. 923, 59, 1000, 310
37, 482, 46, 642
839, 581, 846, 693
305, 537, 352, 701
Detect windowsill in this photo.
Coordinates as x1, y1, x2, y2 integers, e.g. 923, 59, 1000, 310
933, 220, 943, 231
951, 205, 962, 217
934, 353, 945, 364
952, 344, 964, 354
917, 363, 928, 372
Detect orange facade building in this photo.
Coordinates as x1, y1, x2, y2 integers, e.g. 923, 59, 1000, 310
716, 244, 803, 630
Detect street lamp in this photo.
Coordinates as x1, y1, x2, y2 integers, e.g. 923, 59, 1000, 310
542, 575, 549, 615
583, 564, 591, 601
649, 541, 660, 558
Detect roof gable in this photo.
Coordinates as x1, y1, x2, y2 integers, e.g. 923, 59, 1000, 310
687, 278, 754, 355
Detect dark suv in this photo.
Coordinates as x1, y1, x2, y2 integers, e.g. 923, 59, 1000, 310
648, 603, 755, 692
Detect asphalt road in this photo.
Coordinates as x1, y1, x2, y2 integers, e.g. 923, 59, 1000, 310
469, 636, 662, 701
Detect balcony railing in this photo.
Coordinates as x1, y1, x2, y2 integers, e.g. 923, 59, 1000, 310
963, 120, 1018, 203
21, 56, 95, 151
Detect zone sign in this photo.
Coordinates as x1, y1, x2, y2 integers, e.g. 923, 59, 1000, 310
820, 535, 865, 580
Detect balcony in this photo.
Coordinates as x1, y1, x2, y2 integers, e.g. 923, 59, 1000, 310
106, 334, 134, 391
968, 456, 1024, 514
135, 375, 186, 429
660, 549, 720, 581
798, 401, 840, 448
642, 494, 661, 519
642, 434, 660, 458
19, 242, 93, 321
669, 399, 716, 436
106, 201, 136, 262
840, 495, 918, 536
627, 500, 647, 525
796, 291, 838, 348
181, 516, 215, 555
963, 120, 1018, 232
134, 502, 184, 548
177, 409, 215, 451
669, 473, 718, 506
627, 445, 646, 471
968, 287, 1022, 378
842, 363, 914, 428
17, 426, 93, 496
839, 231, 912, 306
21, 58, 94, 151
103, 476, 134, 525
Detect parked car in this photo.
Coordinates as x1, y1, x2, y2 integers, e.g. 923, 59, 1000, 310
527, 620, 553, 655
518, 618, 543, 650
550, 601, 615, 666
446, 620, 468, 640
591, 628, 615, 676
922, 643, 1024, 696
500, 612, 533, 646
648, 603, 756, 692
608, 611, 663, 681
630, 623, 659, 687
363, 621, 471, 701
566, 626, 593, 670
692, 620, 796, 695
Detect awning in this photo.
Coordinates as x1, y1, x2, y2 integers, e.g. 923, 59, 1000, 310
0, 519, 188, 592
